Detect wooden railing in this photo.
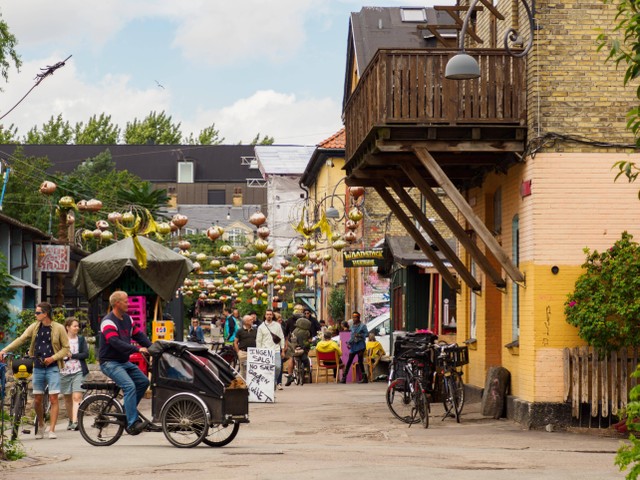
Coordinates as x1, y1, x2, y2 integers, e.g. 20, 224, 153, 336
563, 347, 639, 422
343, 49, 527, 159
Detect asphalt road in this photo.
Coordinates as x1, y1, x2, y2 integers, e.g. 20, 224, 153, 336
1, 381, 628, 480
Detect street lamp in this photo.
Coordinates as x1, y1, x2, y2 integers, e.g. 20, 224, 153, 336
445, 0, 536, 80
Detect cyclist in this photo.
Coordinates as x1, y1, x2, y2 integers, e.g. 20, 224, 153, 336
98, 291, 152, 434
0, 302, 70, 439
284, 314, 312, 386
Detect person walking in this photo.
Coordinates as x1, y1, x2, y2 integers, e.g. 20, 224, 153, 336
60, 317, 89, 431
0, 302, 70, 439
234, 314, 257, 378
256, 309, 285, 391
340, 311, 368, 384
99, 291, 152, 434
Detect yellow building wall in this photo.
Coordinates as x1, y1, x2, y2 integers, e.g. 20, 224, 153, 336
457, 152, 640, 402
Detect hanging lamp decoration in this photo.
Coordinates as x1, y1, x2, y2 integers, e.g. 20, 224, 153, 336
39, 181, 57, 195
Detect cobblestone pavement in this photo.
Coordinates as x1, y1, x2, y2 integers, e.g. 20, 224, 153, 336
1, 381, 628, 480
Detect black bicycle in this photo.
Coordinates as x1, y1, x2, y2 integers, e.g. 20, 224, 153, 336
386, 348, 430, 428
432, 342, 466, 423
3, 353, 34, 440
290, 348, 312, 386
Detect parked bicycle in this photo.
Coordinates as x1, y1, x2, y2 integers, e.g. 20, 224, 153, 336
386, 341, 468, 427
2, 353, 34, 440
289, 347, 312, 386
386, 348, 430, 428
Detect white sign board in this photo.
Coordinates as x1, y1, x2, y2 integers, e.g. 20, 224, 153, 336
247, 347, 275, 403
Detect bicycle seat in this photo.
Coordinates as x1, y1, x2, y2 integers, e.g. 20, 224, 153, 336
81, 381, 120, 393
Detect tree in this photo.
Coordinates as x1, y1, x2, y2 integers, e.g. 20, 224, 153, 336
0, 124, 18, 143
0, 16, 21, 85
124, 111, 182, 145
564, 232, 640, 355
184, 123, 224, 145
328, 287, 345, 323
118, 182, 170, 218
74, 114, 120, 144
23, 114, 73, 144
250, 133, 275, 145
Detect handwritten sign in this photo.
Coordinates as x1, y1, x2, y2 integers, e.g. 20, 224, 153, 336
247, 347, 275, 403
36, 245, 70, 273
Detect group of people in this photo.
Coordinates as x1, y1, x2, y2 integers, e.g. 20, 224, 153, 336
0, 290, 154, 438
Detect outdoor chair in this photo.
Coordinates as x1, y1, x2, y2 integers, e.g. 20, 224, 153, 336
315, 350, 344, 383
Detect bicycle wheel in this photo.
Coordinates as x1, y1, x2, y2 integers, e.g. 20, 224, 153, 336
10, 390, 25, 441
161, 395, 208, 448
78, 394, 125, 446
442, 375, 461, 423
449, 371, 465, 418
202, 423, 240, 447
295, 357, 304, 386
386, 379, 420, 424
412, 380, 429, 429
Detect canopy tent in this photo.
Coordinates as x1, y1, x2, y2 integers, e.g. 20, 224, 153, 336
72, 236, 193, 301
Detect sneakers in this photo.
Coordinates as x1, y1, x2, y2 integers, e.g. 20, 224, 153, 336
67, 421, 74, 430
127, 418, 149, 435
48, 431, 57, 439
284, 375, 294, 387
35, 430, 44, 440
277, 383, 283, 390
68, 422, 79, 431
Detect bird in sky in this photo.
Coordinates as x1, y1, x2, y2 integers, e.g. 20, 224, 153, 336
155, 80, 165, 89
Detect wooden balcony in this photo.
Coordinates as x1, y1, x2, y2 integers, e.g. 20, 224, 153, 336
343, 49, 527, 188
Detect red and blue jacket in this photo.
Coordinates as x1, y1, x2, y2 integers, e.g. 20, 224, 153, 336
98, 311, 151, 363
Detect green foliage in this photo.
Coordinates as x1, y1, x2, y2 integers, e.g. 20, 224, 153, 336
564, 232, 640, 355
2, 148, 52, 233
250, 133, 275, 145
74, 114, 121, 144
118, 182, 170, 218
328, 287, 345, 323
0, 124, 18, 143
124, 111, 182, 144
0, 16, 21, 85
0, 437, 26, 461
616, 367, 640, 479
23, 114, 73, 144
184, 123, 224, 145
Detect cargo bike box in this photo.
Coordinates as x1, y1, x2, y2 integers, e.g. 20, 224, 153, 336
148, 340, 249, 425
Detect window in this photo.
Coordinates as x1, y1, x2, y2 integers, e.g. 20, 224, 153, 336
226, 228, 247, 247
401, 8, 426, 22
159, 353, 194, 383
177, 161, 194, 183
511, 215, 520, 340
208, 190, 225, 205
493, 188, 502, 235
470, 261, 477, 339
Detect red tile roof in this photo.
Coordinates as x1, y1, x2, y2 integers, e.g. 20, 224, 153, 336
317, 128, 345, 149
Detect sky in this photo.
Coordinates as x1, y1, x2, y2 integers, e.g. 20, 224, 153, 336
0, 0, 450, 146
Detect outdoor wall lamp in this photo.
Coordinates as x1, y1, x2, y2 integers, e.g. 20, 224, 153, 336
445, 0, 536, 80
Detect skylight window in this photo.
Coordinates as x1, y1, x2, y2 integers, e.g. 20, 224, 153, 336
401, 8, 426, 22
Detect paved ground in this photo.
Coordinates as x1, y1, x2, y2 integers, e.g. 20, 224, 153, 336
0, 381, 629, 480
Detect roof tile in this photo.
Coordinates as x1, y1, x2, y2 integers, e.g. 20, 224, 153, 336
317, 128, 345, 149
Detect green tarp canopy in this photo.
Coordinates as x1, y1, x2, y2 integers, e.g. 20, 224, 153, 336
72, 236, 193, 301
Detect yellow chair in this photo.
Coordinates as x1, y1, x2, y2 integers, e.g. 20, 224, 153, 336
315, 350, 344, 383
364, 348, 382, 380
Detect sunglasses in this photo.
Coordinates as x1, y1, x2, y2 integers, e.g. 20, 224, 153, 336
35, 311, 43, 315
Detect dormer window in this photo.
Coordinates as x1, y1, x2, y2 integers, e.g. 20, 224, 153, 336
177, 161, 194, 183
400, 8, 426, 22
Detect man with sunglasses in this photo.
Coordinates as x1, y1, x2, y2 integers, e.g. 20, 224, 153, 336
0, 302, 69, 439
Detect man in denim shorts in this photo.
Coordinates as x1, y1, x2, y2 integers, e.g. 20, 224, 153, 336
0, 302, 70, 439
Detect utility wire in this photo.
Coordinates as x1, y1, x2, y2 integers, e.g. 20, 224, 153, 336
0, 55, 72, 122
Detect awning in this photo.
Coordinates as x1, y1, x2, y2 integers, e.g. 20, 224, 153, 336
9, 275, 41, 289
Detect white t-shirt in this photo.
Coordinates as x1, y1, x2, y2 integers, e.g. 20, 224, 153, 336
61, 337, 82, 375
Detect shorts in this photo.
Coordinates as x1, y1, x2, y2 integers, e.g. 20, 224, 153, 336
60, 370, 86, 394
32, 366, 61, 395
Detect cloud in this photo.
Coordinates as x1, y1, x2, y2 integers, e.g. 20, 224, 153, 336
184, 90, 343, 145
0, 56, 171, 138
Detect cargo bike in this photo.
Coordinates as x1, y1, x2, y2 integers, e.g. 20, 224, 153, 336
78, 340, 249, 448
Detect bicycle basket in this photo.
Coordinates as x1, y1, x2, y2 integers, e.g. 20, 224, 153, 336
12, 358, 34, 378
453, 345, 469, 366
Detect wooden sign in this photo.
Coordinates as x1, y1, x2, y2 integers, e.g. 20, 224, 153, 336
247, 347, 275, 403
343, 248, 385, 268
36, 245, 70, 273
